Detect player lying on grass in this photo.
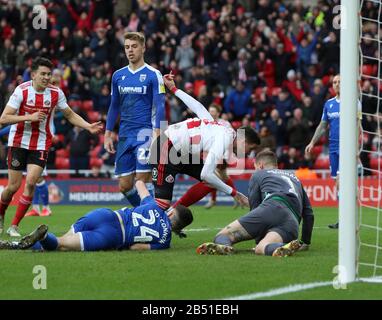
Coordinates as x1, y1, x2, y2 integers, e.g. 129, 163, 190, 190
197, 150, 314, 257
0, 181, 193, 251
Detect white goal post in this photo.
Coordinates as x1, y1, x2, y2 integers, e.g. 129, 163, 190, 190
339, 0, 359, 284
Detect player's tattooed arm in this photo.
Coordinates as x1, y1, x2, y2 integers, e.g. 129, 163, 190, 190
310, 121, 328, 145
305, 121, 328, 155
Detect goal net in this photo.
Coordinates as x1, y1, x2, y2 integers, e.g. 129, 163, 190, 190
358, 0, 382, 280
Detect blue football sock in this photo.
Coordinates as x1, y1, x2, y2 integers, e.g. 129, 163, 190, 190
32, 186, 40, 205
31, 241, 43, 251
145, 183, 154, 198
264, 242, 285, 256
40, 233, 58, 251
38, 181, 49, 206
123, 187, 141, 206
214, 234, 232, 246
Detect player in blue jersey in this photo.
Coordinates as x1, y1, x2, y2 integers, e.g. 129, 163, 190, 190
0, 181, 193, 251
104, 32, 166, 206
305, 74, 362, 229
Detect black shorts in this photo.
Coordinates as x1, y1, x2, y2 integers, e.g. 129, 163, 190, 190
7, 147, 48, 171
149, 134, 204, 201
238, 199, 299, 244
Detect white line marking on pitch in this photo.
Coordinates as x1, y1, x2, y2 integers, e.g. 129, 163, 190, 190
223, 281, 334, 300
223, 276, 382, 300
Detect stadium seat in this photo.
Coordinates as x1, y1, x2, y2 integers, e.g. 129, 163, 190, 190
90, 145, 102, 158
245, 158, 256, 169
90, 157, 103, 168
56, 148, 70, 158
87, 111, 100, 122
82, 100, 94, 112
68, 100, 82, 109
318, 136, 328, 145
55, 157, 70, 169
311, 145, 323, 158
99, 135, 105, 145
314, 157, 330, 170
231, 121, 242, 130
370, 157, 382, 170
255, 87, 265, 99
362, 64, 375, 77
55, 134, 65, 143
322, 75, 331, 86
228, 158, 245, 169
271, 86, 282, 96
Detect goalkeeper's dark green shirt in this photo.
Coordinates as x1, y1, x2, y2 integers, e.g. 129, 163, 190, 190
248, 169, 314, 244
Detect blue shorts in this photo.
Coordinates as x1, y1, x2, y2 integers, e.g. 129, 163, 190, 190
115, 135, 151, 177
329, 151, 339, 179
72, 208, 124, 251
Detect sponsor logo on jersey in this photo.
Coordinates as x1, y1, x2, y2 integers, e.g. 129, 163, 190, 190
165, 174, 174, 183
118, 86, 147, 94
139, 74, 146, 82
327, 111, 340, 119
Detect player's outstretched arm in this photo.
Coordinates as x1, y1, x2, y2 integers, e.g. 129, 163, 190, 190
0, 105, 46, 125
163, 73, 213, 121
61, 107, 103, 134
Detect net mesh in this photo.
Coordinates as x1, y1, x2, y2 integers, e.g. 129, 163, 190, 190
358, 0, 382, 278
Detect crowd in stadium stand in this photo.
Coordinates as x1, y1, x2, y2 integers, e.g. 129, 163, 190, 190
0, 0, 379, 175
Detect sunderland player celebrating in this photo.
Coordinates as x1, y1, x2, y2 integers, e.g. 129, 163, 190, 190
197, 150, 314, 257
0, 57, 103, 237
0, 181, 193, 252
305, 74, 362, 229
104, 32, 165, 206
150, 74, 260, 210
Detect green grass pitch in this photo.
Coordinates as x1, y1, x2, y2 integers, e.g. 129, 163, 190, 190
0, 205, 381, 300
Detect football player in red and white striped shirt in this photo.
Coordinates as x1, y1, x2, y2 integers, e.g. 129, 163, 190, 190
149, 73, 260, 213
0, 57, 103, 237
173, 103, 240, 210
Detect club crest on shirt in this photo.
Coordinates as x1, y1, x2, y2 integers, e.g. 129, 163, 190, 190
11, 159, 20, 167
152, 168, 158, 180
139, 74, 147, 82
44, 100, 51, 106
165, 174, 174, 183
122, 76, 126, 81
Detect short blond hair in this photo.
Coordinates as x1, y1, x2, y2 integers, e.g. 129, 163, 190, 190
124, 32, 145, 45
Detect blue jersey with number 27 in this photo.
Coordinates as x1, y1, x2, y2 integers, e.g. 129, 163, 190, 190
106, 64, 166, 138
